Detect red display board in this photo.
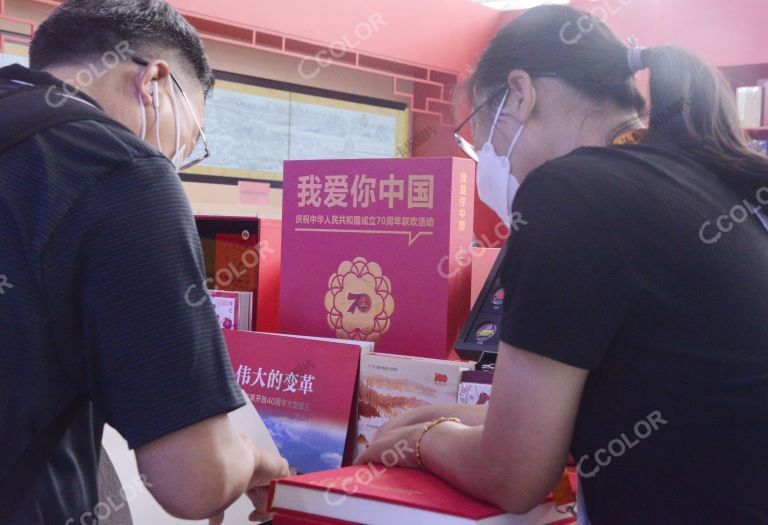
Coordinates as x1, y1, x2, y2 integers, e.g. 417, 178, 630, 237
279, 157, 475, 359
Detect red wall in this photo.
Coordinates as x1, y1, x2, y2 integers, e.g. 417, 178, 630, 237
169, 0, 501, 73
510, 0, 768, 68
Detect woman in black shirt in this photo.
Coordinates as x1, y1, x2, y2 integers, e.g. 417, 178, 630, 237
359, 5, 768, 524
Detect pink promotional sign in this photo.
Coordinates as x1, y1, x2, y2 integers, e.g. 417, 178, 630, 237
279, 157, 475, 359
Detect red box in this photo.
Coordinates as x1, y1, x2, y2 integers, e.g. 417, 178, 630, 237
279, 157, 475, 359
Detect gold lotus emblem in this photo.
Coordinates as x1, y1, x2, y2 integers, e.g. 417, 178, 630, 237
324, 257, 395, 342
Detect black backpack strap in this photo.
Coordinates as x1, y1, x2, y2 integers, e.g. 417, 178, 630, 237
0, 84, 119, 155
0, 393, 88, 522
0, 84, 105, 521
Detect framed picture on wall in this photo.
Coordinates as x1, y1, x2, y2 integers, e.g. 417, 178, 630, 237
182, 71, 410, 187
0, 40, 30, 68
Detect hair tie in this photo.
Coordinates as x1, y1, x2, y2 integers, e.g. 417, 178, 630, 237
627, 36, 647, 74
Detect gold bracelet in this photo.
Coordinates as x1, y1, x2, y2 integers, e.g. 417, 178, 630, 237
415, 417, 462, 471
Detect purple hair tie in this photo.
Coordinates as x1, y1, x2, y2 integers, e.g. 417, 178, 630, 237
627, 45, 647, 74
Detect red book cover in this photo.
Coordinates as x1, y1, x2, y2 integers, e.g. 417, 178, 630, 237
279, 157, 475, 359
210, 290, 240, 330
274, 509, 357, 525
209, 290, 255, 331
269, 465, 575, 525
224, 331, 361, 474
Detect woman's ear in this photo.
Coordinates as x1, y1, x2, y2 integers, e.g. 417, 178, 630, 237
505, 70, 536, 122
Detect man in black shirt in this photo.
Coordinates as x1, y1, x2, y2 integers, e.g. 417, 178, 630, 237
0, 1, 287, 523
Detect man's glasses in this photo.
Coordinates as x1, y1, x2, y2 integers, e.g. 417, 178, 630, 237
131, 56, 210, 171
453, 73, 558, 162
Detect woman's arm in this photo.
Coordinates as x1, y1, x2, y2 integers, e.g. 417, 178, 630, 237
375, 403, 489, 437
357, 342, 587, 513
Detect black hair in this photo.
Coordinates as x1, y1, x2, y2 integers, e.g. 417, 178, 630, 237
30, 0, 214, 97
468, 5, 768, 200
467, 6, 645, 116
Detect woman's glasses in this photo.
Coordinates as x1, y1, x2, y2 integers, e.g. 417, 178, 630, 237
453, 73, 558, 162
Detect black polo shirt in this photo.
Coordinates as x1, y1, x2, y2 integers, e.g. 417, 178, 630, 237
500, 142, 768, 524
0, 65, 244, 524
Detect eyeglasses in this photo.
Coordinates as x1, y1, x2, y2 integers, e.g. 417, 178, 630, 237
131, 56, 210, 171
453, 73, 558, 162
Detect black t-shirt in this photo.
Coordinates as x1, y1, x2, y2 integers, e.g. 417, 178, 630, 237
0, 65, 245, 524
499, 142, 768, 524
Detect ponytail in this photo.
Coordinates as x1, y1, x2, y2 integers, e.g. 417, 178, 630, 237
467, 5, 768, 201
642, 46, 768, 199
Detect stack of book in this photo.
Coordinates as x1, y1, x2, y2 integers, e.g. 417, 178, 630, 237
268, 465, 576, 525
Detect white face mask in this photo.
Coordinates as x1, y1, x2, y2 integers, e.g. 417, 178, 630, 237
476, 88, 526, 226
138, 77, 187, 171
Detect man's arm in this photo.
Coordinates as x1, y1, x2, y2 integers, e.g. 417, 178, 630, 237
136, 414, 288, 520
42, 157, 288, 519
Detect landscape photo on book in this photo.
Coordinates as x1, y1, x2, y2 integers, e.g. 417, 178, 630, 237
356, 353, 470, 455
225, 330, 361, 474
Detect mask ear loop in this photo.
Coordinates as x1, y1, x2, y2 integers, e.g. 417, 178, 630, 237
487, 88, 510, 144
151, 81, 161, 152
136, 71, 147, 141
503, 86, 537, 214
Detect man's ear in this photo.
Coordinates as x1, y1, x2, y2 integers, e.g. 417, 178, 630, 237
504, 69, 536, 123
135, 60, 171, 107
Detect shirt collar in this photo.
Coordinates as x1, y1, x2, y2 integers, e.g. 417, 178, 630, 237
0, 64, 103, 110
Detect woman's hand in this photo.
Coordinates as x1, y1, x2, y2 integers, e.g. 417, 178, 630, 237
356, 423, 425, 469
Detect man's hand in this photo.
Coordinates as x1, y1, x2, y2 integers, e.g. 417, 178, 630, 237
136, 415, 290, 522
245, 439, 290, 521
205, 439, 289, 524
246, 486, 272, 522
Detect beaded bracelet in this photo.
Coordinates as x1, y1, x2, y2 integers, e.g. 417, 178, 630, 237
415, 417, 462, 471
